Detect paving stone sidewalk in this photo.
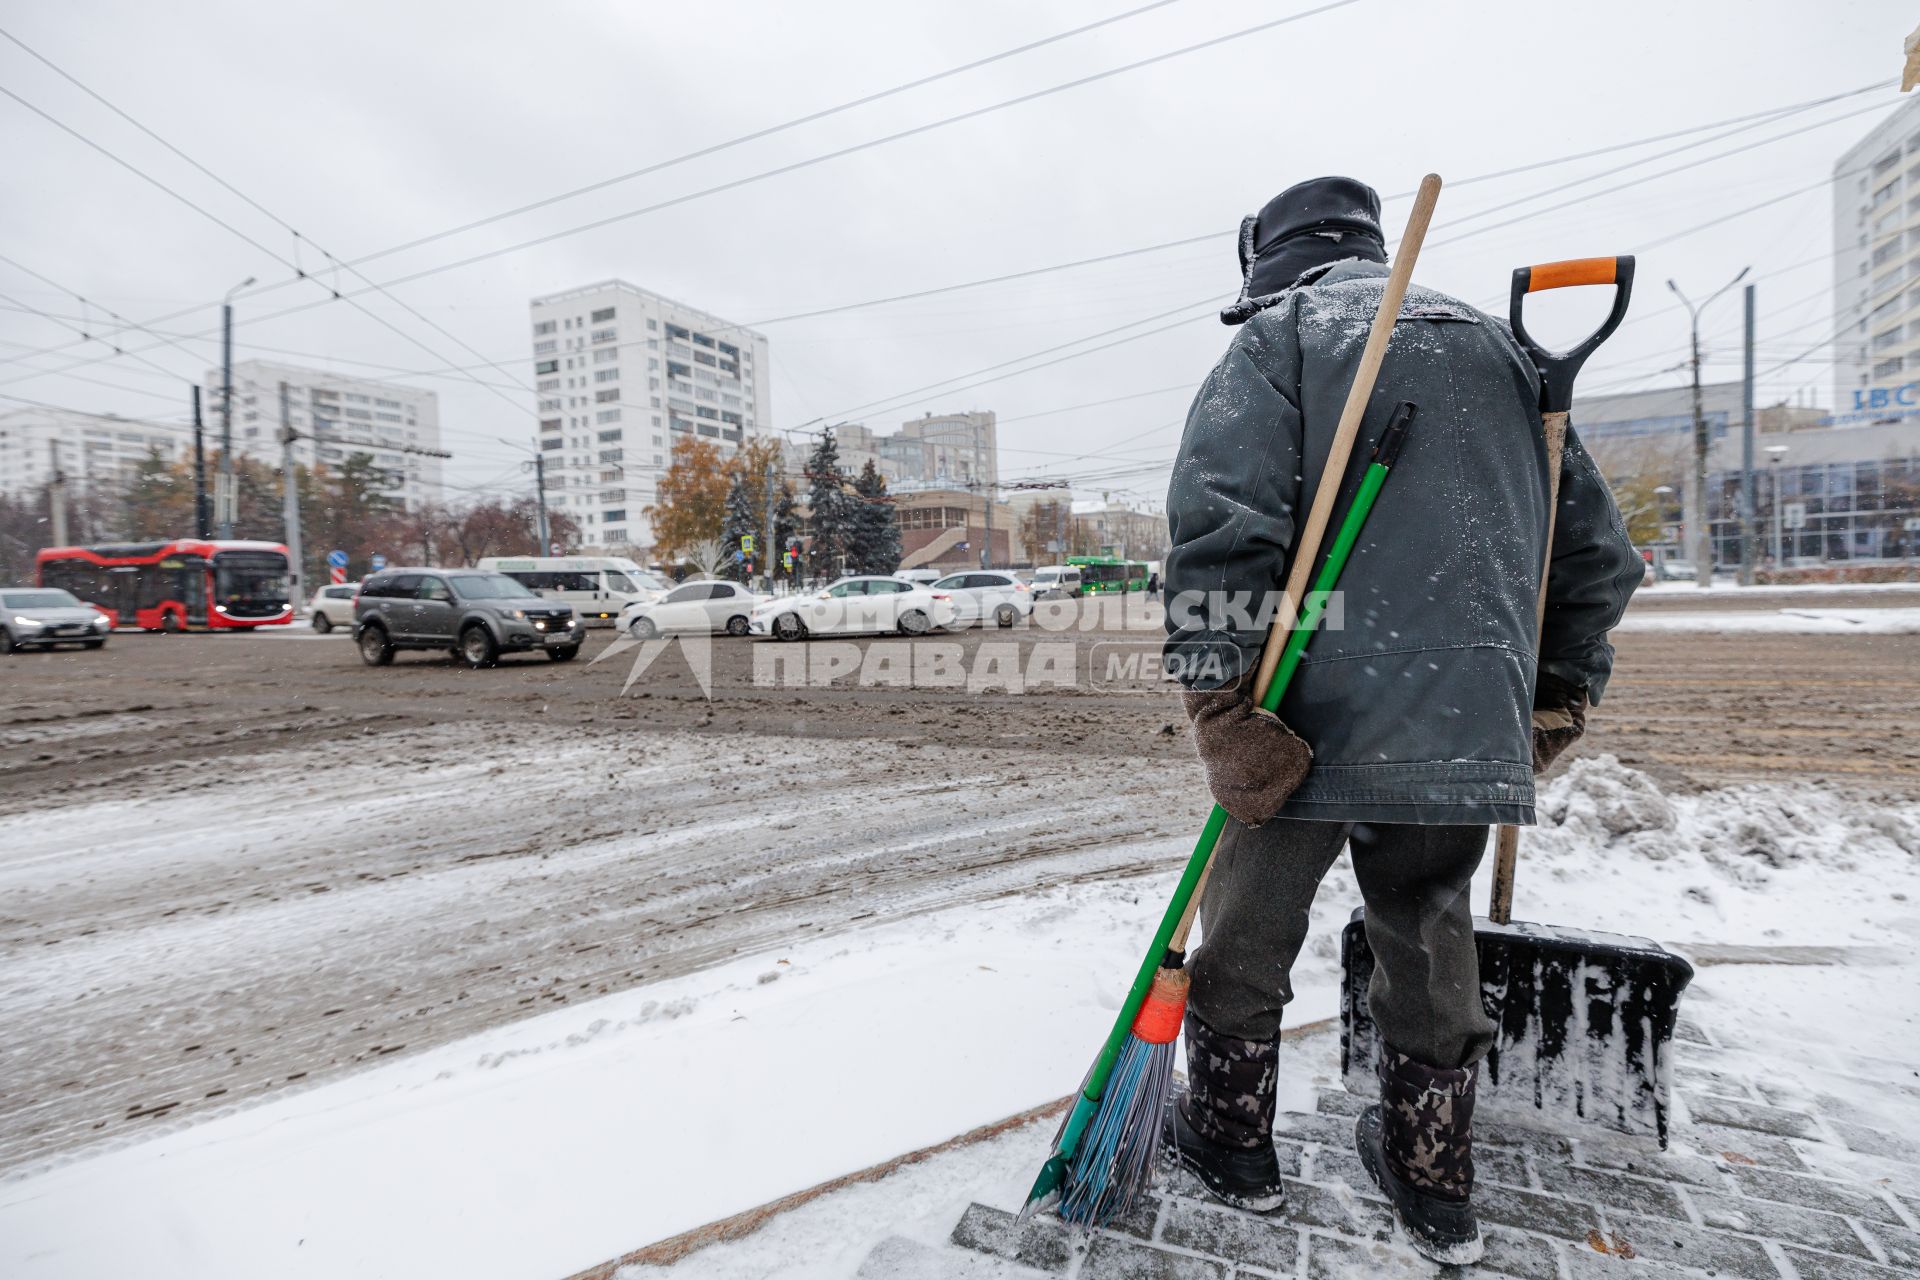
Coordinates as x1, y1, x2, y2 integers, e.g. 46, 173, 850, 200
857, 997, 1920, 1279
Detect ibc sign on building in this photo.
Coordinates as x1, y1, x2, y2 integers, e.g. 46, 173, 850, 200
1851, 381, 1920, 412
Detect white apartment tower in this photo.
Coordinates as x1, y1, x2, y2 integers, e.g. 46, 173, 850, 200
528, 281, 771, 553
200, 359, 445, 508
0, 406, 184, 501
1833, 93, 1920, 416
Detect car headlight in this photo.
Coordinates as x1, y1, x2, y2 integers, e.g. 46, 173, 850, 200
92, 617, 109, 629
12, 616, 43, 628
506, 609, 527, 619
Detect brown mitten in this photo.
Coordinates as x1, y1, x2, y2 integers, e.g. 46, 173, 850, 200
1530, 671, 1588, 774
1182, 676, 1312, 827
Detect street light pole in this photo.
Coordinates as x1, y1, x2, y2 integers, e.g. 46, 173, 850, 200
1667, 267, 1749, 589
1766, 444, 1790, 567
217, 275, 256, 537
1738, 283, 1757, 587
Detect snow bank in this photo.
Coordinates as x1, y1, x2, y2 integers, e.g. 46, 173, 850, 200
3, 762, 1915, 1280
1614, 607, 1920, 634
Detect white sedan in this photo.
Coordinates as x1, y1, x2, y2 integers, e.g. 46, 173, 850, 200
930, 570, 1033, 628
749, 576, 958, 640
619, 579, 766, 637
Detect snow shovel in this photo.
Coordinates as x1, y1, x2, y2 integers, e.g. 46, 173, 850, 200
1340, 255, 1697, 1147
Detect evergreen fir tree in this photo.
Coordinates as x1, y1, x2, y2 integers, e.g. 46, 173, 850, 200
720, 468, 758, 582
847, 460, 902, 575
804, 428, 852, 581
773, 481, 799, 583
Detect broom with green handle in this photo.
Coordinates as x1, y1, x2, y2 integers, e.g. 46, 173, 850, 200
1025, 173, 1444, 1226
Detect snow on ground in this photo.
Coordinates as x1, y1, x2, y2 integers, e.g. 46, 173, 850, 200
1615, 606, 1920, 634
2, 759, 1916, 1280
1637, 578, 1920, 595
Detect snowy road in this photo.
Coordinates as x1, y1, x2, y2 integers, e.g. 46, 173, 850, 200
3, 616, 1917, 1178
0, 722, 1195, 1176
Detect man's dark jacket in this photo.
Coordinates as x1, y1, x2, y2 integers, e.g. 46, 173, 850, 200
1163, 260, 1640, 825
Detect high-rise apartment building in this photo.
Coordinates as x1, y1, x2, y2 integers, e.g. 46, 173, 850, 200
783, 411, 998, 491
528, 281, 771, 553
1833, 93, 1920, 415
201, 359, 444, 509
0, 406, 183, 501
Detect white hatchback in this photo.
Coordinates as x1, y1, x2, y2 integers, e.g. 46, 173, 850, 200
749, 576, 957, 640
930, 570, 1033, 628
308, 583, 359, 633
619, 579, 764, 637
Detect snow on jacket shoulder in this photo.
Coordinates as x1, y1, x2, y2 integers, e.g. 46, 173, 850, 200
1162, 261, 1640, 826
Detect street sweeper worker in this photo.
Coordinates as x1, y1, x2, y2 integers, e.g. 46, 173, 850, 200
1160, 175, 1641, 1260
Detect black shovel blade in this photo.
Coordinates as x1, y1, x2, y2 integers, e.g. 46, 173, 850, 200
1340, 909, 1694, 1146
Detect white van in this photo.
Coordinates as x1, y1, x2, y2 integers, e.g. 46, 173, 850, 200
1030, 565, 1084, 599
475, 556, 670, 626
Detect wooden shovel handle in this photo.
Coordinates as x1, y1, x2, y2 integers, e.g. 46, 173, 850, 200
1489, 408, 1569, 925
1168, 173, 1444, 953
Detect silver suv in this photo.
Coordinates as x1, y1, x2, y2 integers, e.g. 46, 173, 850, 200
353, 569, 584, 668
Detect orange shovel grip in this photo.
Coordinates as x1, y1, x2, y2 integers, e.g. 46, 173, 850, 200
1523, 257, 1619, 293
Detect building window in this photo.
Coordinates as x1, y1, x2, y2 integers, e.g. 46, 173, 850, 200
534, 320, 556, 336
599, 449, 624, 464
596, 408, 621, 424
536, 359, 559, 375
593, 348, 618, 365
542, 437, 563, 451
590, 306, 616, 323
598, 428, 623, 443
539, 398, 561, 412
594, 389, 619, 404
593, 368, 619, 383
695, 405, 718, 419
591, 327, 617, 344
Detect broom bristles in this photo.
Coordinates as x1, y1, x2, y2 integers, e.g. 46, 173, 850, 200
1057, 965, 1189, 1228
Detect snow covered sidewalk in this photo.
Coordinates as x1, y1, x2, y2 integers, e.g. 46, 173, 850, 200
1615, 607, 1920, 635
855, 964, 1920, 1279
2, 759, 1916, 1279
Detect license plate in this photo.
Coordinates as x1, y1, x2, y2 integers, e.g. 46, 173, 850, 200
544, 631, 571, 645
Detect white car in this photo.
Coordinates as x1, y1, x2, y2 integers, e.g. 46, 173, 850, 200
749, 576, 957, 640
308, 583, 359, 633
895, 569, 944, 587
619, 579, 764, 638
930, 570, 1033, 628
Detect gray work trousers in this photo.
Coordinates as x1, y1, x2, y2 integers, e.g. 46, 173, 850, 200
1187, 818, 1495, 1070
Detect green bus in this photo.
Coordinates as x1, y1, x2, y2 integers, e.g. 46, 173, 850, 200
1068, 556, 1149, 593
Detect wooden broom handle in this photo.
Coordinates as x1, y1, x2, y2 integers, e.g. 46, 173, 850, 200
1488, 409, 1569, 925
1169, 173, 1445, 952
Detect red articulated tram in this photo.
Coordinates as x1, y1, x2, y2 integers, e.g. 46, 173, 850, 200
36, 539, 294, 632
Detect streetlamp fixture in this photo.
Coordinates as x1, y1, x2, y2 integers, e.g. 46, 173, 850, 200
1668, 267, 1750, 587
216, 275, 256, 538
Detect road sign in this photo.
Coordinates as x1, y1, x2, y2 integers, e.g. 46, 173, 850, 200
329, 567, 347, 585
1783, 502, 1807, 530
327, 549, 348, 569
740, 534, 755, 553
370, 553, 387, 571
1905, 517, 1920, 532
550, 542, 563, 555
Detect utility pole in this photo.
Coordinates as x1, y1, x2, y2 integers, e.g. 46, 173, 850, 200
191, 385, 210, 539
1667, 267, 1749, 588
217, 276, 255, 538
530, 453, 550, 554
1738, 283, 1758, 587
48, 440, 69, 547
278, 382, 304, 607
761, 453, 778, 591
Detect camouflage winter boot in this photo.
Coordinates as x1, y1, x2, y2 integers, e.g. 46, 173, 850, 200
1164, 1009, 1285, 1212
1355, 1046, 1483, 1264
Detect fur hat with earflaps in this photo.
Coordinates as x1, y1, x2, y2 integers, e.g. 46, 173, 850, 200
1221, 176, 1388, 325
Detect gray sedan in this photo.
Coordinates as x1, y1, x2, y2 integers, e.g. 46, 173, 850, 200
1, 588, 111, 653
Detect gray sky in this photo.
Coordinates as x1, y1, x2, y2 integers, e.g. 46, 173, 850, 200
0, 0, 1908, 506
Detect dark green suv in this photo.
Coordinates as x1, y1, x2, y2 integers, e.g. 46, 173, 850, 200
353, 569, 584, 668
